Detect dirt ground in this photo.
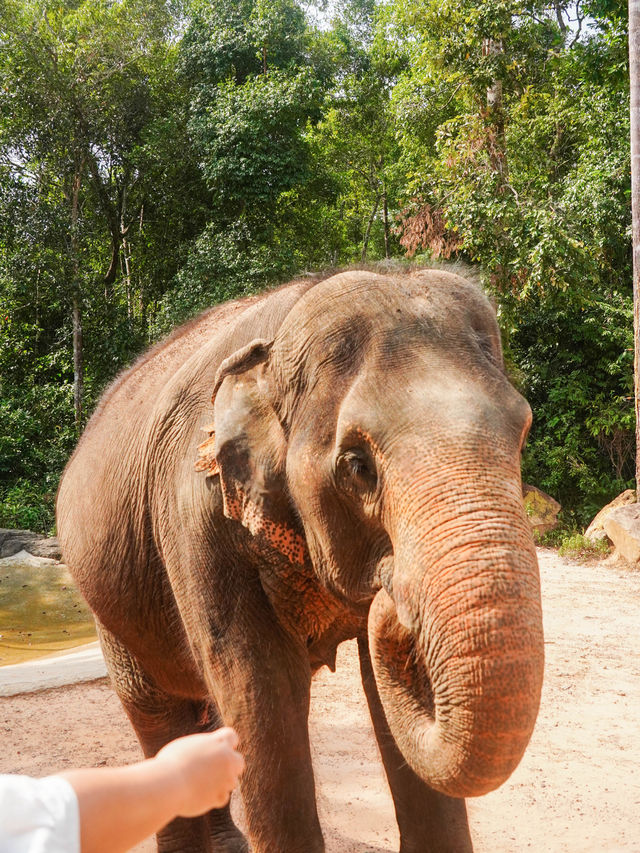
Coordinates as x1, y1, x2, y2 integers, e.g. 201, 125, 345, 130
1, 547, 639, 852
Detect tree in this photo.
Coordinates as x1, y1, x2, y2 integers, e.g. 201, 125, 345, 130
160, 0, 334, 324
0, 0, 636, 530
629, 0, 640, 495
310, 0, 405, 262
0, 0, 180, 425
0, 0, 205, 530
386, 0, 634, 520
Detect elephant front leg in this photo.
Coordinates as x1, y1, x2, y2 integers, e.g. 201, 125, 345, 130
205, 627, 325, 853
357, 637, 473, 853
97, 624, 246, 853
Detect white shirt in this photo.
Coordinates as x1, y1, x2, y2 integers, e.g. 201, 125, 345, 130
0, 775, 80, 853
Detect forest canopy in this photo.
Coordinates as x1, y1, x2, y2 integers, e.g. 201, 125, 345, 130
0, 0, 633, 531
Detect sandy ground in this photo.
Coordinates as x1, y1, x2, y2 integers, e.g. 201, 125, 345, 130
1, 547, 639, 852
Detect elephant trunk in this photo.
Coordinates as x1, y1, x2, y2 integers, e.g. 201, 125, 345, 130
369, 463, 544, 798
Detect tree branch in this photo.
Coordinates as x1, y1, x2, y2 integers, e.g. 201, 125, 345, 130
86, 151, 121, 286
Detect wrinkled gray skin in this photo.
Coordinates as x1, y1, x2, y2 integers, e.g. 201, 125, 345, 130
57, 270, 544, 853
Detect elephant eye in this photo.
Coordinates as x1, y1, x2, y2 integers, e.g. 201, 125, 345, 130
335, 448, 378, 497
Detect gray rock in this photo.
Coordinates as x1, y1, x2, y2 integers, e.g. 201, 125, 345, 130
603, 504, 640, 567
0, 528, 61, 560
29, 537, 61, 559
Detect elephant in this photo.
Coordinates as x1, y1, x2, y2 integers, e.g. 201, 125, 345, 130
56, 268, 544, 853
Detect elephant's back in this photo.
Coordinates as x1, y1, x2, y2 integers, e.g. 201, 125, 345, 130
65, 279, 315, 468
88, 296, 259, 437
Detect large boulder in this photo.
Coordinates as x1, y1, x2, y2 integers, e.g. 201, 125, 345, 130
603, 504, 640, 567
522, 484, 561, 535
584, 489, 636, 544
0, 528, 61, 560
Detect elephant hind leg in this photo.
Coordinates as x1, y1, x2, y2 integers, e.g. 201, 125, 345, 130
97, 625, 247, 853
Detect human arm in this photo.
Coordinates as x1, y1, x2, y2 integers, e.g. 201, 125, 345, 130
59, 727, 244, 853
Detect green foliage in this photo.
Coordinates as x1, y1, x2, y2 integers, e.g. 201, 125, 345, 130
0, 381, 76, 534
181, 0, 308, 86
0, 480, 56, 535
385, 0, 635, 524
164, 0, 342, 329
0, 0, 636, 533
516, 294, 634, 525
0, 0, 207, 525
193, 69, 321, 213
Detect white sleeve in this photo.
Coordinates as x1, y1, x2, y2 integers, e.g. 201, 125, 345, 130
0, 774, 80, 853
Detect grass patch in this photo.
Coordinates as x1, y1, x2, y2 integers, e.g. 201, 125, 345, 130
534, 527, 611, 560
557, 533, 610, 561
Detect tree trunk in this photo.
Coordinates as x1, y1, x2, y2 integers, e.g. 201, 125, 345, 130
72, 294, 84, 428
70, 163, 85, 429
630, 0, 640, 497
123, 236, 133, 321
86, 151, 120, 294
121, 186, 133, 322
361, 193, 381, 262
383, 189, 390, 259
483, 38, 507, 179
554, 2, 567, 34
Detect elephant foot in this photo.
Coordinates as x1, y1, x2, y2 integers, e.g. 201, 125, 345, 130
156, 816, 208, 853
156, 817, 248, 853
207, 803, 249, 852
400, 834, 473, 853
209, 827, 250, 853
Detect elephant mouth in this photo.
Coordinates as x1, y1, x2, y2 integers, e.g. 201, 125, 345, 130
369, 590, 436, 724
374, 554, 395, 598
372, 557, 435, 721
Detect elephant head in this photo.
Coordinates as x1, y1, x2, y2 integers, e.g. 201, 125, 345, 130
205, 269, 544, 798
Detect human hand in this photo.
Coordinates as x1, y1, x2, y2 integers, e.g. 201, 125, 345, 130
154, 727, 245, 816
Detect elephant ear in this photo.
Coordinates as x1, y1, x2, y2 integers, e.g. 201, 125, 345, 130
196, 339, 308, 567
